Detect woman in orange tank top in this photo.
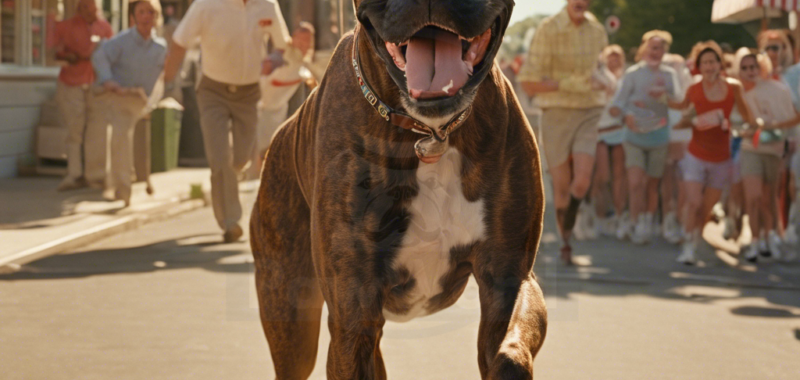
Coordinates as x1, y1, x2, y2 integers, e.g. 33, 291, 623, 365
667, 45, 756, 265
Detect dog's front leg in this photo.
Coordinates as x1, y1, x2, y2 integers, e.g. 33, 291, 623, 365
476, 271, 547, 380
324, 280, 387, 380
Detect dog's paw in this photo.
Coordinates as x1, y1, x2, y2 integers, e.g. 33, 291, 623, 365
488, 345, 534, 380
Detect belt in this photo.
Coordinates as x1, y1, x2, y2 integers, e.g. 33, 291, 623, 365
204, 76, 257, 94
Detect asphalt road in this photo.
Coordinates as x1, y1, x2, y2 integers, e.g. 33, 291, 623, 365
2, 185, 800, 379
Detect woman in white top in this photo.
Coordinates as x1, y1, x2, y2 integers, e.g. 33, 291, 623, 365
735, 49, 800, 262
660, 53, 693, 244
589, 45, 628, 238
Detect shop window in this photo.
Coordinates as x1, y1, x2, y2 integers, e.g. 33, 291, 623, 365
1, 0, 15, 64
315, 0, 355, 51
0, 0, 64, 67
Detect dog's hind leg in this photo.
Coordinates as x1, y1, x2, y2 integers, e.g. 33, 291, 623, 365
250, 139, 323, 380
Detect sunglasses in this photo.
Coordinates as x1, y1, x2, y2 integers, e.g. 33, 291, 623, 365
764, 45, 782, 52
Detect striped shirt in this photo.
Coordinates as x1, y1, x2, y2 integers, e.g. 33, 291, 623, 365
517, 8, 608, 109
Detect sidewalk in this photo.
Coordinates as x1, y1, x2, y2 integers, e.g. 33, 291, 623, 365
0, 168, 213, 272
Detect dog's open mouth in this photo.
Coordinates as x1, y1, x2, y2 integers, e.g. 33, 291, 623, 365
384, 25, 493, 100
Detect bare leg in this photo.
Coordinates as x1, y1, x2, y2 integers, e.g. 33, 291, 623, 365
762, 181, 776, 235
571, 153, 595, 200
661, 162, 677, 216
731, 181, 745, 240
682, 182, 704, 234
701, 187, 724, 233
592, 142, 611, 218
743, 177, 763, 242
549, 160, 574, 256
610, 145, 628, 216
627, 167, 647, 223
551, 153, 594, 263
646, 178, 660, 215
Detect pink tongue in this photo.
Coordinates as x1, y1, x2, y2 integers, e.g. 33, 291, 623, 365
405, 29, 469, 98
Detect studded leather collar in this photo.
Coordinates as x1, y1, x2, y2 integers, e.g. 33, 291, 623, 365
352, 28, 471, 162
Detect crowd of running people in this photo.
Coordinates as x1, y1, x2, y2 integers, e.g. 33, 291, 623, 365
517, 2, 800, 266
576, 30, 799, 265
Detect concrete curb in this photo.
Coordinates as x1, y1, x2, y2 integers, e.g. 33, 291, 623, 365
0, 198, 206, 274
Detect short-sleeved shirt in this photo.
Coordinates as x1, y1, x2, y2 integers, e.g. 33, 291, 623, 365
782, 63, 800, 111
742, 79, 796, 156
172, 0, 291, 85
686, 80, 736, 162
52, 15, 114, 86
517, 8, 608, 109
612, 62, 678, 148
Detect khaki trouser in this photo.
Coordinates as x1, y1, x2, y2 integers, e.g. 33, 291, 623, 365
96, 92, 148, 203
56, 81, 108, 184
196, 76, 260, 230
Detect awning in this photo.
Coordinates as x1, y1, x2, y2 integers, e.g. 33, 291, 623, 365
712, 0, 799, 24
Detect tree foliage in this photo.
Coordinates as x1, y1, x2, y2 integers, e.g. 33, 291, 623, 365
589, 0, 756, 56
500, 14, 549, 60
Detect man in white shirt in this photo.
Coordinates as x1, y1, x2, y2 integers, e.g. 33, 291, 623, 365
164, 0, 292, 243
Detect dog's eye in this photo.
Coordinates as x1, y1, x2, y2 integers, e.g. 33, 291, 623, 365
359, 177, 372, 189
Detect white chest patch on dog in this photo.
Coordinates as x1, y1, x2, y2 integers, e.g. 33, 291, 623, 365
383, 148, 486, 323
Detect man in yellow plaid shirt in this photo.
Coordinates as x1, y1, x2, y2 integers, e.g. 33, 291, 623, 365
519, 0, 608, 265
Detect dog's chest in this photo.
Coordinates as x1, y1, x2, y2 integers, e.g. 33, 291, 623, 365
383, 149, 486, 322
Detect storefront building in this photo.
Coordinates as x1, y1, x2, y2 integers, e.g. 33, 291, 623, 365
0, 0, 351, 178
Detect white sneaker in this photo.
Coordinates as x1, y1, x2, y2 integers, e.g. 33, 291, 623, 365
616, 215, 632, 241
573, 211, 586, 241
758, 238, 769, 257
662, 213, 683, 244
677, 240, 696, 265
581, 204, 599, 240
785, 225, 799, 246
743, 243, 759, 263
600, 215, 618, 237
768, 231, 783, 260
782, 224, 798, 262
631, 216, 650, 245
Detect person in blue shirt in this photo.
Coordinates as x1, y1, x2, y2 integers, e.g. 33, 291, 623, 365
92, 0, 166, 207
609, 30, 679, 245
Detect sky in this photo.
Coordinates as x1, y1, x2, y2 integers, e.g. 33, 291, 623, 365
510, 0, 566, 24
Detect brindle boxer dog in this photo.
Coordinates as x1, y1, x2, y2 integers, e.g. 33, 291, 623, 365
250, 0, 547, 378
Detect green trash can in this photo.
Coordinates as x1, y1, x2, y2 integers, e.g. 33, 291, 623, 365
151, 98, 184, 173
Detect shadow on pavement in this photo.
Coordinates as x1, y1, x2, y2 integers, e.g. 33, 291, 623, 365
0, 233, 254, 281
535, 239, 800, 314
729, 306, 799, 318
0, 178, 107, 228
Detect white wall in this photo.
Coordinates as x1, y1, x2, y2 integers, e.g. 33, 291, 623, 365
0, 71, 58, 178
